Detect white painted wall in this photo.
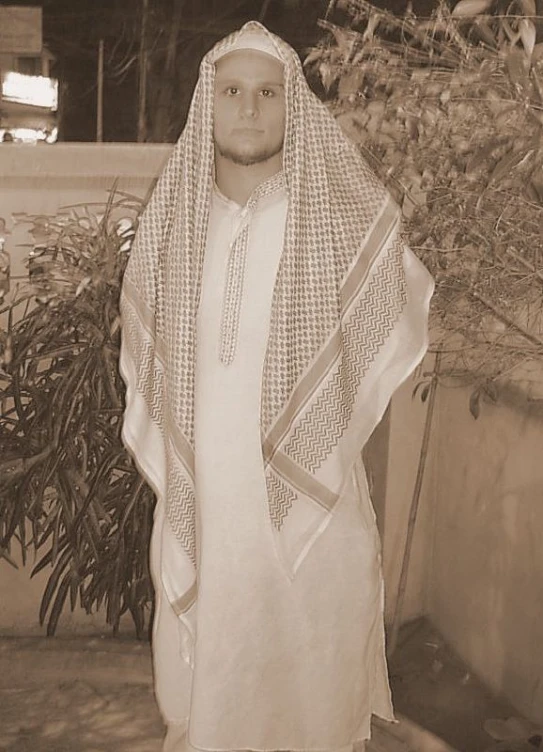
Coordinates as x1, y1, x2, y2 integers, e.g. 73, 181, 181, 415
428, 385, 543, 724
0, 142, 171, 285
0, 539, 108, 636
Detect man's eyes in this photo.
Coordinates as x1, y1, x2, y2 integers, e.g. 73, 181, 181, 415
223, 87, 277, 97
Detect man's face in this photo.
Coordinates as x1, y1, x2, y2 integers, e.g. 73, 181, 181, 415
213, 49, 285, 168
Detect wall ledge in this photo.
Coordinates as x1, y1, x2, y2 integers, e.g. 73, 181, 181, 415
0, 142, 174, 179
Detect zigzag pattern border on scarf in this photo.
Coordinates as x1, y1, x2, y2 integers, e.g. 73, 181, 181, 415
122, 300, 166, 439
124, 302, 198, 567
266, 471, 297, 531
284, 237, 407, 475
167, 465, 197, 567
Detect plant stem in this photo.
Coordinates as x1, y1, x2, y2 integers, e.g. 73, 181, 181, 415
387, 351, 441, 658
11, 362, 29, 439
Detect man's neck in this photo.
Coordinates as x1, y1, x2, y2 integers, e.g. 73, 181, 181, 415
214, 152, 283, 206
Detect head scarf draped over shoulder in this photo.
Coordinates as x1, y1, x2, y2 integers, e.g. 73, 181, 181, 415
120, 21, 433, 639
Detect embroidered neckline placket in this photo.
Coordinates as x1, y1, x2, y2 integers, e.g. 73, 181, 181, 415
218, 171, 285, 366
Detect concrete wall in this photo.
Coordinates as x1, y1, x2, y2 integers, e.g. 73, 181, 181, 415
0, 142, 171, 287
383, 362, 543, 725
427, 385, 543, 723
384, 359, 543, 726
0, 538, 107, 636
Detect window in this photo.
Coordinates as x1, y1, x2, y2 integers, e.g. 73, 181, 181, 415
16, 57, 41, 76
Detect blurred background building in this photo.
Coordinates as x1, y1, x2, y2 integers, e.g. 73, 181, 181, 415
0, 6, 58, 144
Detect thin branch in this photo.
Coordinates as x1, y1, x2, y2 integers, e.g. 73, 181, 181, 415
325, 0, 338, 20
259, 0, 273, 22
388, 351, 442, 658
470, 290, 543, 351
505, 247, 543, 287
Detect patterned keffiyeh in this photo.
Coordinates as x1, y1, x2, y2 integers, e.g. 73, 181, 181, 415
120, 21, 434, 632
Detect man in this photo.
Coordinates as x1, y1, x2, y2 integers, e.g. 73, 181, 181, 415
120, 21, 433, 752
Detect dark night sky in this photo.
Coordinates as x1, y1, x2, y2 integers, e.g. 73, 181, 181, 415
40, 0, 332, 142
5, 0, 439, 141
36, 0, 320, 141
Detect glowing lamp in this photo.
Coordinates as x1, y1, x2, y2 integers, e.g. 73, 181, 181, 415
2, 72, 58, 110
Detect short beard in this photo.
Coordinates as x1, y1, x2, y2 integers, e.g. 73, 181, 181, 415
216, 140, 283, 167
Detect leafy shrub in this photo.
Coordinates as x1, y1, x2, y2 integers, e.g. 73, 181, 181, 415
0, 190, 155, 637
307, 0, 543, 405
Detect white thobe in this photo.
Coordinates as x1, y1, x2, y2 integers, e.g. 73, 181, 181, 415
150, 180, 394, 752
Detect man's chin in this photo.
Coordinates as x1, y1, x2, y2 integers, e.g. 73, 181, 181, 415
231, 155, 269, 167
217, 145, 283, 168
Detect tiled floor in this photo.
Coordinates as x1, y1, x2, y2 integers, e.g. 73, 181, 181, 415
0, 620, 536, 752
0, 680, 164, 751
0, 637, 164, 752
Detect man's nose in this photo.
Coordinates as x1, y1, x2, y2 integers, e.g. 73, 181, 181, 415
240, 93, 258, 118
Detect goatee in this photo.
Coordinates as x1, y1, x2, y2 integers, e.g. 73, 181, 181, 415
216, 141, 284, 167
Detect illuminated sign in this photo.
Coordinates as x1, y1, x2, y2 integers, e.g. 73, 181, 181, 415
0, 127, 58, 144
0, 7, 42, 54
2, 72, 58, 110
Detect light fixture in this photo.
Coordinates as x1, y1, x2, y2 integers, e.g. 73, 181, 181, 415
2, 71, 58, 110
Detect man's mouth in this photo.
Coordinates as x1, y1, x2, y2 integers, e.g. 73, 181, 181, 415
233, 127, 264, 135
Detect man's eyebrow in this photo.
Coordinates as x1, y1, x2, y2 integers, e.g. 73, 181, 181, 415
215, 77, 284, 88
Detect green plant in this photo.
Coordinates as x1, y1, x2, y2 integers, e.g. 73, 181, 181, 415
308, 0, 543, 407
0, 189, 155, 637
